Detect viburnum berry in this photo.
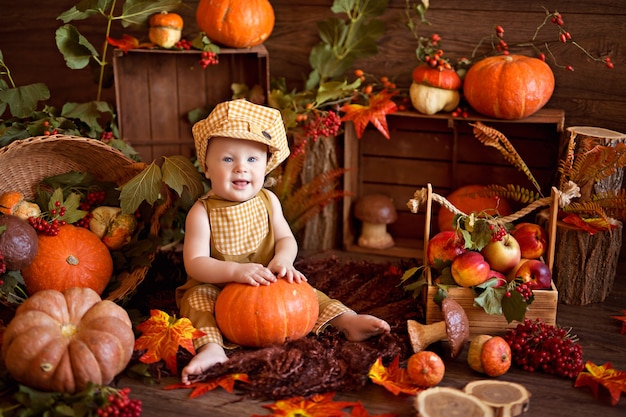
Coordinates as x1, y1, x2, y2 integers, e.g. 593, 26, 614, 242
199, 51, 219, 68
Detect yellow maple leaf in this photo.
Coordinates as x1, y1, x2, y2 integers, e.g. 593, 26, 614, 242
134, 309, 206, 375
368, 355, 423, 396
575, 361, 626, 406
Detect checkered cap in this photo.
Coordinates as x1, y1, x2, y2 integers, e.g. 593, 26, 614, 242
192, 99, 290, 174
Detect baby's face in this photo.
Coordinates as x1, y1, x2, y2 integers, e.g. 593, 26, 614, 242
204, 137, 268, 202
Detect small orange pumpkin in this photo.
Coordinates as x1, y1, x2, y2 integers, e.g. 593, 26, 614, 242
21, 224, 113, 295
437, 185, 512, 232
215, 279, 319, 347
407, 350, 446, 387
463, 54, 555, 119
1, 287, 135, 393
467, 334, 512, 377
195, 0, 275, 48
149, 11, 183, 49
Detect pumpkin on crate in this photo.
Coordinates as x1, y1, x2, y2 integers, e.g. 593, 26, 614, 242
149, 11, 183, 49
463, 55, 555, 119
215, 279, 319, 347
21, 224, 114, 296
195, 0, 275, 48
409, 64, 462, 115
1, 287, 135, 393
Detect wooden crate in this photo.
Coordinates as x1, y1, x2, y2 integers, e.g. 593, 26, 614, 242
421, 185, 560, 338
113, 46, 270, 162
342, 108, 565, 259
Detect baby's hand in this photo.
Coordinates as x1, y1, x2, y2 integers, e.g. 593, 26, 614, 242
268, 262, 307, 283
235, 263, 277, 286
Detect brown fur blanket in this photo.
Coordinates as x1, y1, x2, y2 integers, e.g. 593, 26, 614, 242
133, 253, 423, 399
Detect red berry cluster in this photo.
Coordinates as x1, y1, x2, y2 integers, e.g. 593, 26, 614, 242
514, 281, 534, 301
96, 388, 142, 417
100, 131, 114, 142
504, 318, 584, 379
200, 51, 219, 68
75, 190, 106, 228
28, 216, 64, 236
174, 39, 192, 50
42, 120, 58, 136
489, 224, 507, 242
0, 250, 6, 275
303, 110, 341, 142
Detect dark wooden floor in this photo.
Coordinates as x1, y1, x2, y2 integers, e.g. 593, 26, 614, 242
117, 251, 626, 417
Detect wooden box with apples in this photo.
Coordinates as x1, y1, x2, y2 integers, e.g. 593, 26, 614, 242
419, 184, 559, 338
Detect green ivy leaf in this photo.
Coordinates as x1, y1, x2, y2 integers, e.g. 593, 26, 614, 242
474, 285, 505, 315
55, 24, 99, 70
61, 101, 113, 138
57, 0, 105, 23
121, 0, 183, 27
161, 155, 205, 199
119, 162, 163, 214
0, 83, 50, 119
502, 290, 529, 323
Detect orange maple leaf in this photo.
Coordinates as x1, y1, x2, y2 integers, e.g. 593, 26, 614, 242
561, 214, 617, 235
368, 355, 423, 396
251, 392, 357, 417
340, 90, 398, 139
134, 309, 206, 375
574, 361, 626, 405
164, 373, 250, 398
611, 310, 626, 334
107, 34, 153, 53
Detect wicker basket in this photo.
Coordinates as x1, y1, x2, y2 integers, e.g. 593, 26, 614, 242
0, 135, 161, 302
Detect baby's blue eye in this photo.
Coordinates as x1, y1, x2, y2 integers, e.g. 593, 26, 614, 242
223, 157, 233, 162
248, 156, 258, 163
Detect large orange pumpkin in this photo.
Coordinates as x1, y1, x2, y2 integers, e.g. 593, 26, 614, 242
215, 279, 319, 347
437, 185, 512, 232
21, 225, 113, 295
463, 55, 555, 119
1, 287, 135, 393
195, 0, 275, 48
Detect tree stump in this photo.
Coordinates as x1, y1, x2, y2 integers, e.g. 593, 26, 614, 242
299, 135, 340, 252
537, 210, 622, 305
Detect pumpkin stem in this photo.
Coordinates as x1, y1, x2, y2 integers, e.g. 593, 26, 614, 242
66, 255, 79, 266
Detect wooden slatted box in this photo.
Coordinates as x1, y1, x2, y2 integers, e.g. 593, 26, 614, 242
113, 46, 270, 162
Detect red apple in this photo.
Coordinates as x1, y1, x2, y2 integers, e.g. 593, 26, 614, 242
480, 233, 521, 274
427, 230, 466, 269
508, 258, 552, 289
487, 270, 508, 288
451, 251, 490, 287
511, 222, 548, 259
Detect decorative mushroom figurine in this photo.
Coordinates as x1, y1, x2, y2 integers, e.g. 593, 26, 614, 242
406, 297, 470, 359
353, 194, 398, 249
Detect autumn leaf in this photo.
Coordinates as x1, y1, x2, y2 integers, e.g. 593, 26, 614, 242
119, 162, 163, 214
340, 90, 398, 139
107, 34, 152, 53
161, 155, 205, 199
164, 374, 250, 398
561, 213, 617, 234
574, 361, 626, 405
368, 356, 422, 396
611, 310, 626, 334
251, 392, 357, 417
134, 309, 206, 375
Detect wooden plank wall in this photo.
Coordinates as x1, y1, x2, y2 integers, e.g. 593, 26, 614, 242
1, 1, 624, 134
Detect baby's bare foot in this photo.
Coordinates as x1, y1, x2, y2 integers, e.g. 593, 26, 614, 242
181, 342, 228, 384
331, 312, 391, 342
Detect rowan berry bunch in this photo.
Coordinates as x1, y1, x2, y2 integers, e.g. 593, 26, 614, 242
0, 250, 6, 275
95, 387, 142, 417
300, 110, 341, 142
504, 318, 585, 379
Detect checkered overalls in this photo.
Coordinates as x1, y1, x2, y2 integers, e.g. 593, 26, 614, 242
176, 189, 353, 349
